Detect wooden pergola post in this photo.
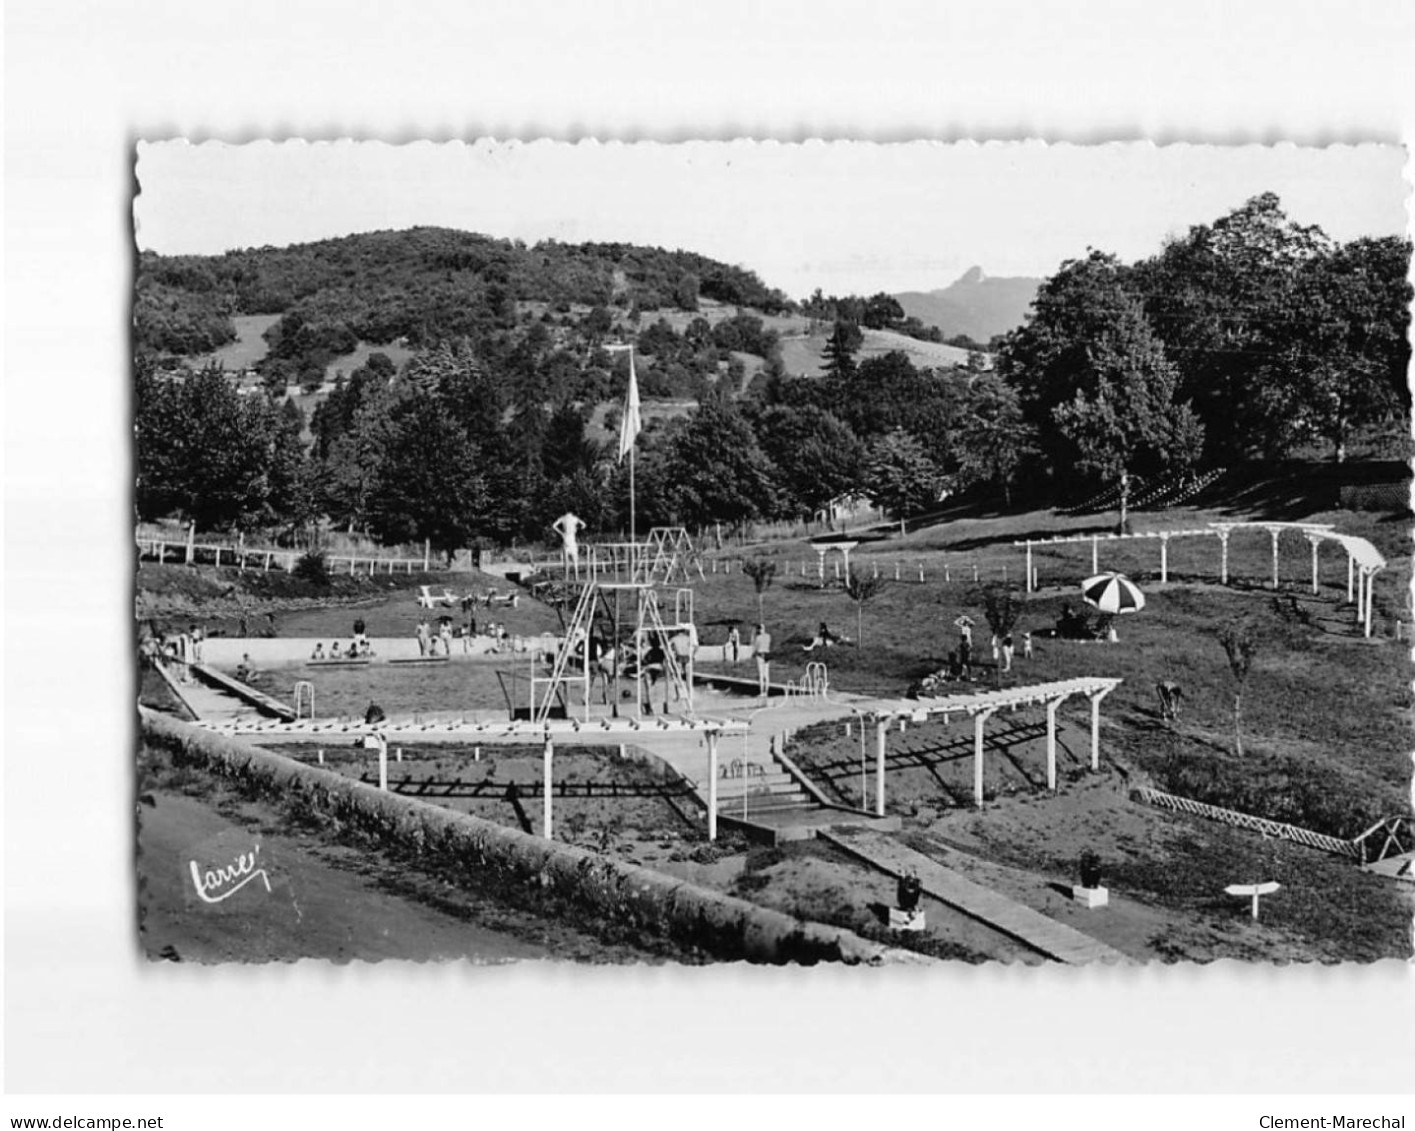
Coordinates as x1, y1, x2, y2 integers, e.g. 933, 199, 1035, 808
1348, 554, 1355, 603
875, 718, 888, 816
1087, 688, 1113, 771
973, 708, 997, 807
542, 734, 555, 840
707, 729, 719, 841
1046, 699, 1060, 790
370, 733, 387, 792
1364, 571, 1376, 637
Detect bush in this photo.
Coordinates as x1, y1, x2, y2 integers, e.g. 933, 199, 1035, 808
292, 549, 331, 587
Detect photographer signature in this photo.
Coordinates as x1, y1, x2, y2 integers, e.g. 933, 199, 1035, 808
188, 844, 271, 903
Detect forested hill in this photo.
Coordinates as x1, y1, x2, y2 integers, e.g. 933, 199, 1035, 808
135, 227, 793, 385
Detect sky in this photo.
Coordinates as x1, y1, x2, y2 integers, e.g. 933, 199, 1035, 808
135, 140, 1408, 298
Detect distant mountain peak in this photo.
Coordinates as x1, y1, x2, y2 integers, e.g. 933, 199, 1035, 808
892, 267, 1042, 343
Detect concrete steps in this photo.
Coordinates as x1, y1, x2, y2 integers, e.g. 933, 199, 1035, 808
1362, 852, 1415, 883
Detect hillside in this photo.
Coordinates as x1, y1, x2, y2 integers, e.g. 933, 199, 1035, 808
135, 228, 794, 390
779, 326, 977, 378
894, 266, 1041, 343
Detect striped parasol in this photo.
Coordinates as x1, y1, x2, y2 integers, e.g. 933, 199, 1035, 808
1081, 572, 1146, 614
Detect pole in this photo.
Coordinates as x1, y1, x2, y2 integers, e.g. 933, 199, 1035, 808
707, 730, 718, 841
1046, 699, 1059, 790
1090, 694, 1101, 771
875, 719, 887, 816
973, 712, 987, 807
543, 735, 554, 840
1025, 544, 1033, 593
629, 447, 637, 546
1310, 539, 1319, 595
1364, 571, 1374, 637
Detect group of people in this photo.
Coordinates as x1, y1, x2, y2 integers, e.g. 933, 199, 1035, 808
414, 614, 510, 656
943, 620, 1033, 683
310, 640, 374, 661
311, 618, 375, 661
140, 622, 206, 683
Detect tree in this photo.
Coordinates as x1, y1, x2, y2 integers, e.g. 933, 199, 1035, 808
651, 399, 777, 529
1275, 237, 1411, 460
752, 404, 862, 520
862, 292, 905, 330
134, 363, 293, 530
365, 397, 489, 557
1217, 620, 1259, 757
1005, 253, 1202, 529
821, 319, 862, 382
845, 572, 885, 646
860, 430, 945, 520
743, 559, 778, 624
1129, 193, 1333, 458
950, 370, 1035, 504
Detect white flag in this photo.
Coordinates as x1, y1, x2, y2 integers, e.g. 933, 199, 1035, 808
617, 349, 642, 463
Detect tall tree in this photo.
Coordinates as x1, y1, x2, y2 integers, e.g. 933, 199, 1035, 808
844, 572, 885, 646
365, 396, 488, 556
1276, 236, 1412, 460
860, 430, 946, 521
1217, 620, 1259, 757
752, 404, 862, 520
821, 319, 863, 383
1002, 252, 1202, 528
135, 363, 287, 530
1130, 193, 1332, 457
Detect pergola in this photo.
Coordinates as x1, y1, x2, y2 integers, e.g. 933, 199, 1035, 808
200, 713, 751, 843
1015, 522, 1387, 636
848, 677, 1124, 811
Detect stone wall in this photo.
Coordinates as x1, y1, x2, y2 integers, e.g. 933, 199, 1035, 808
140, 709, 924, 965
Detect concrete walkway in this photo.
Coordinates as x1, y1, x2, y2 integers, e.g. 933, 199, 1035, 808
820, 829, 1129, 965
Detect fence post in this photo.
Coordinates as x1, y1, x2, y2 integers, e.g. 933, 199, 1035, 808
186, 522, 196, 564
424, 539, 431, 571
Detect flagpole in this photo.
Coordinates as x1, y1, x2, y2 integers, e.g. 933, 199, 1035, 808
630, 446, 636, 543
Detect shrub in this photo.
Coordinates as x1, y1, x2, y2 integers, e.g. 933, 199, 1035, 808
292, 549, 331, 587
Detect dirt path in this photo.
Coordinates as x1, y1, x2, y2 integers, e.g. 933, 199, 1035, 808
138, 789, 666, 965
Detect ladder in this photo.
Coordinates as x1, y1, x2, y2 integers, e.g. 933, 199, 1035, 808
639, 588, 694, 711
532, 582, 596, 723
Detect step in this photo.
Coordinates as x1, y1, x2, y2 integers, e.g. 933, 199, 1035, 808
1362, 852, 1415, 883
737, 797, 817, 813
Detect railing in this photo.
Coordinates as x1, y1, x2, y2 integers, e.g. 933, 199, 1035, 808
1133, 787, 1360, 858
135, 525, 446, 574
1352, 815, 1414, 865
